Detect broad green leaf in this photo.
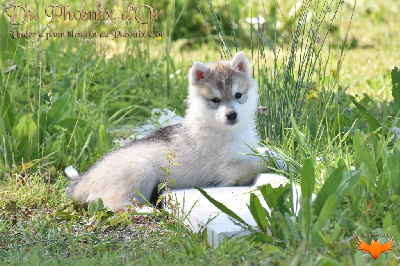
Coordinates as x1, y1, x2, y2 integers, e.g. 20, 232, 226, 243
335, 170, 361, 202
194, 186, 250, 227
387, 147, 400, 194
350, 95, 367, 113
0, 15, 17, 69
369, 133, 381, 161
310, 194, 337, 247
256, 232, 274, 242
259, 184, 278, 212
301, 158, 315, 199
47, 93, 70, 130
313, 166, 345, 216
249, 193, 268, 232
353, 131, 376, 177
285, 213, 301, 243
88, 202, 97, 217
391, 66, 400, 111
58, 118, 88, 129
350, 96, 381, 132
383, 211, 393, 229
276, 186, 291, 215
261, 244, 283, 254
383, 211, 400, 240
11, 114, 38, 160
55, 211, 74, 220
309, 112, 317, 139
97, 198, 105, 210
315, 194, 337, 228
259, 183, 291, 220
365, 113, 381, 132
97, 210, 114, 220
302, 200, 311, 238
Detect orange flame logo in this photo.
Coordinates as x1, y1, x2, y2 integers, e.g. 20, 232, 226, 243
356, 236, 395, 260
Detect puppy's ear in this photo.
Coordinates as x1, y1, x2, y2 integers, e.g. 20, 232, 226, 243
189, 62, 209, 86
230, 51, 251, 76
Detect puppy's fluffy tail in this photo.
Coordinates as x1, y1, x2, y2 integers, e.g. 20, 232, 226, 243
65, 166, 79, 180
65, 166, 80, 198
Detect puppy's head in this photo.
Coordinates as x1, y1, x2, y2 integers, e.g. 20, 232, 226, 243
187, 52, 258, 129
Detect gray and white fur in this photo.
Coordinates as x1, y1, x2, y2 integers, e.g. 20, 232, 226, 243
65, 51, 265, 210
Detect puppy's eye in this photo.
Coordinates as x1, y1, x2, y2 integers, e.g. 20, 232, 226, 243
211, 98, 221, 103
235, 93, 242, 99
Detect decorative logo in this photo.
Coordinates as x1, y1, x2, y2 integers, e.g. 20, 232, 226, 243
356, 236, 395, 260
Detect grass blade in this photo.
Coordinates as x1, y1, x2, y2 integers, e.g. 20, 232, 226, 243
194, 186, 250, 227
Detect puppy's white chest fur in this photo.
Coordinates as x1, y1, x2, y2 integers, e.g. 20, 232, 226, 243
168, 121, 260, 188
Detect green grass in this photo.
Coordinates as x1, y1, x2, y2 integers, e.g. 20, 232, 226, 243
1, 0, 400, 264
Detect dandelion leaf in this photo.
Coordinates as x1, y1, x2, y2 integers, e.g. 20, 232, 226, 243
391, 66, 400, 112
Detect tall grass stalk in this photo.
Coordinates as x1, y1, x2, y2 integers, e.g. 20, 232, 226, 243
257, 0, 344, 142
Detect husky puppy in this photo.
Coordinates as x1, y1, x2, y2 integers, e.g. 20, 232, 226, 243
65, 51, 264, 210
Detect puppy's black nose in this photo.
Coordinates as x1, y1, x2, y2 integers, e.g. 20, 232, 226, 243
226, 111, 237, 122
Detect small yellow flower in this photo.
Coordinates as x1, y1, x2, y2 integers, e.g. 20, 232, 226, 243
331, 69, 337, 77
156, 36, 162, 40
307, 89, 315, 99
